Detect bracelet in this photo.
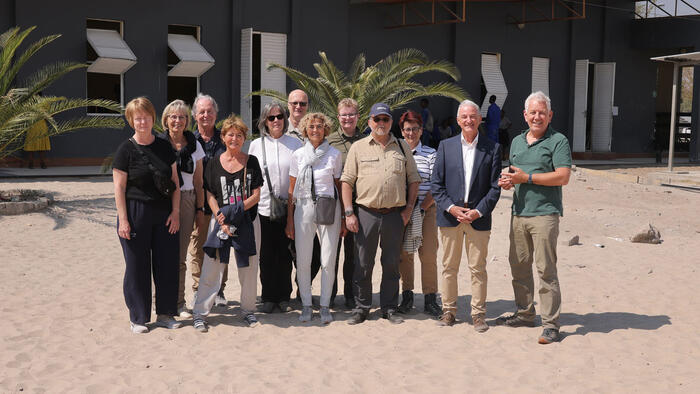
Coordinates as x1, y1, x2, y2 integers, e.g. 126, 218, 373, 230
196, 207, 204, 213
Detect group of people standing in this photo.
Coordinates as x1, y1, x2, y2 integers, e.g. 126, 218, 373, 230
113, 88, 571, 345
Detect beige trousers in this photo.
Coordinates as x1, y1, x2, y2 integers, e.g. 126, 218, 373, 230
177, 190, 196, 309
399, 204, 439, 294
508, 214, 561, 329
186, 212, 228, 292
439, 221, 490, 317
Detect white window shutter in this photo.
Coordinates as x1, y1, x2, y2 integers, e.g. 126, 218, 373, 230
531, 57, 550, 97
572, 59, 589, 152
240, 28, 253, 131
260, 32, 287, 111
480, 53, 508, 117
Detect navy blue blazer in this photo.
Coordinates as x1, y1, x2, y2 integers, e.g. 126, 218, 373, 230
430, 133, 501, 230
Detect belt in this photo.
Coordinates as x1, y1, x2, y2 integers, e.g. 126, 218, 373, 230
359, 205, 401, 215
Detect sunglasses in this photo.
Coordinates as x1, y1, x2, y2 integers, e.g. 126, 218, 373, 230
267, 114, 285, 121
289, 101, 308, 107
372, 116, 391, 123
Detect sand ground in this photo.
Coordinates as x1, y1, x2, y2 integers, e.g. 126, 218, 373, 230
1, 168, 699, 393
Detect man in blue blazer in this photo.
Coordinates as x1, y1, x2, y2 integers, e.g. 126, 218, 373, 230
430, 99, 501, 332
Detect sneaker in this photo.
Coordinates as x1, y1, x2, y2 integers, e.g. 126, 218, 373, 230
348, 310, 368, 325
130, 322, 149, 334
538, 328, 560, 344
320, 307, 333, 324
155, 315, 183, 329
279, 301, 292, 313
397, 290, 414, 314
437, 312, 456, 327
299, 306, 313, 322
215, 291, 227, 307
495, 314, 536, 328
243, 313, 259, 327
177, 306, 192, 318
472, 314, 489, 333
261, 302, 276, 314
193, 318, 208, 333
382, 310, 404, 324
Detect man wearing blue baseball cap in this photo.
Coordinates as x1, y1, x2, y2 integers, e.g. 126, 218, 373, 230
340, 103, 421, 325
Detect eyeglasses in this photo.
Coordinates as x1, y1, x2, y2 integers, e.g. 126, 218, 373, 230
403, 127, 421, 133
267, 114, 285, 121
289, 101, 308, 107
168, 114, 187, 121
372, 116, 391, 123
339, 113, 357, 118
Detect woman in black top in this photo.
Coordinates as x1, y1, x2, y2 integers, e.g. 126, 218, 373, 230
191, 114, 263, 332
112, 97, 182, 334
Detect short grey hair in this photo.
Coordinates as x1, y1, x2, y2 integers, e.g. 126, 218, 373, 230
257, 101, 289, 135
524, 91, 551, 112
456, 99, 480, 116
192, 93, 219, 116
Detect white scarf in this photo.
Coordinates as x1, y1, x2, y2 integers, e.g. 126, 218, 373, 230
294, 140, 329, 202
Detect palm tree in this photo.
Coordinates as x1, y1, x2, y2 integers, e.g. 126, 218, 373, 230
251, 48, 468, 129
0, 26, 124, 160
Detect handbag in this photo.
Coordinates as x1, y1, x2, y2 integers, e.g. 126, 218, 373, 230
129, 138, 176, 198
260, 136, 288, 222
311, 172, 337, 225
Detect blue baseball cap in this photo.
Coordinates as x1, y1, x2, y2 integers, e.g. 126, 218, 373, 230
369, 103, 391, 117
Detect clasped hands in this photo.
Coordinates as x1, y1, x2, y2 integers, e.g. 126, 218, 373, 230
449, 205, 480, 224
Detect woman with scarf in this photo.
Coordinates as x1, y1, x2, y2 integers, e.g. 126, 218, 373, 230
159, 100, 205, 318
285, 113, 345, 324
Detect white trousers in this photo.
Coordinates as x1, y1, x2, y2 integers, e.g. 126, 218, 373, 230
193, 216, 261, 318
294, 199, 341, 307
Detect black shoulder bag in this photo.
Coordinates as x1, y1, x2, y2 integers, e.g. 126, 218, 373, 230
129, 138, 176, 198
260, 136, 288, 222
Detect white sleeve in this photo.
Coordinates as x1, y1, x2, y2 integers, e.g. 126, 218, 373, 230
289, 151, 299, 178
332, 150, 343, 178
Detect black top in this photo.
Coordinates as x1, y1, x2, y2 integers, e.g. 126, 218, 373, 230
157, 130, 197, 188
194, 128, 226, 214
113, 137, 176, 205
204, 154, 264, 220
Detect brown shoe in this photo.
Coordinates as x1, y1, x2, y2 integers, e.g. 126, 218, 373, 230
472, 314, 489, 333
437, 312, 455, 326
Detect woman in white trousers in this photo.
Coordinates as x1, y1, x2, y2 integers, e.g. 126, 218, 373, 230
285, 113, 346, 324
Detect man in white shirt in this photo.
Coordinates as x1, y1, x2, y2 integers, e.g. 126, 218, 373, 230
430, 99, 501, 332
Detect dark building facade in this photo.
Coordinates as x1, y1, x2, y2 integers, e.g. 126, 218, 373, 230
1, 0, 698, 162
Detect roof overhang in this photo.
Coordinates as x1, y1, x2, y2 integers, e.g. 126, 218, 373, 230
86, 28, 137, 74
651, 51, 700, 66
167, 34, 215, 77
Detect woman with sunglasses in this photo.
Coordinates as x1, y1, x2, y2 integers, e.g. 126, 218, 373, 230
158, 99, 205, 318
247, 102, 303, 313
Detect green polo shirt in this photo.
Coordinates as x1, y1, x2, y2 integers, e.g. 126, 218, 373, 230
509, 126, 572, 216
327, 127, 365, 167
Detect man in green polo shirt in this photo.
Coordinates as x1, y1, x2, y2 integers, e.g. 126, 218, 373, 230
497, 91, 572, 344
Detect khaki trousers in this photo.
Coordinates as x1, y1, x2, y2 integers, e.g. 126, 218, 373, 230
177, 190, 196, 309
508, 214, 561, 329
439, 221, 490, 316
186, 212, 228, 293
399, 204, 439, 294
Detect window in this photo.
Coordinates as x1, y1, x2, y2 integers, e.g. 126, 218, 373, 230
531, 57, 550, 97
86, 19, 136, 115
167, 25, 214, 107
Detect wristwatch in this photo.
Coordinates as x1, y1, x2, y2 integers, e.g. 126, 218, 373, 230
527, 174, 533, 184
344, 208, 355, 217
195, 207, 205, 213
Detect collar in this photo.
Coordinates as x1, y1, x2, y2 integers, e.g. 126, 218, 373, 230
460, 132, 479, 147
412, 142, 423, 154
369, 133, 397, 147
194, 128, 220, 142
521, 125, 554, 144
337, 127, 361, 140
